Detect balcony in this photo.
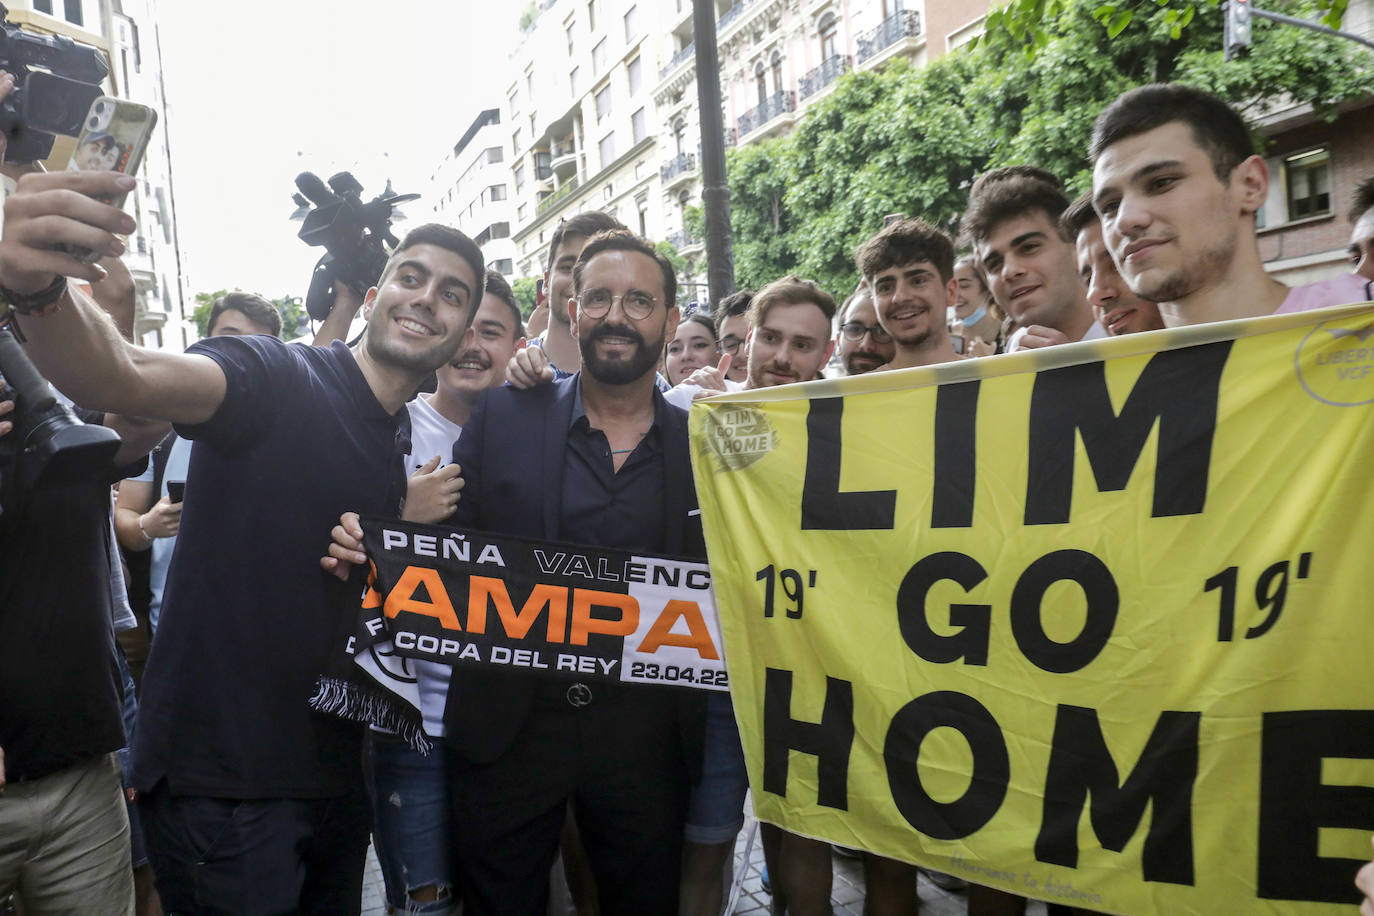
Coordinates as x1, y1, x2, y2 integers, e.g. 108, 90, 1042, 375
717, 0, 756, 32
737, 90, 796, 140
666, 229, 701, 253
551, 143, 578, 179
799, 54, 851, 101
537, 176, 580, 215
660, 152, 697, 187
659, 42, 695, 82
856, 9, 923, 67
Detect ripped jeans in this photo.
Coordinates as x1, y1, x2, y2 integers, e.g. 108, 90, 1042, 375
366, 732, 455, 915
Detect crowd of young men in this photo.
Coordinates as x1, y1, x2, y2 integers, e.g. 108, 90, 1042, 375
1, 77, 1372, 916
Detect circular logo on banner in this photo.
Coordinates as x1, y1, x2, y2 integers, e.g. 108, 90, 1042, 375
704, 404, 777, 470
1295, 316, 1374, 407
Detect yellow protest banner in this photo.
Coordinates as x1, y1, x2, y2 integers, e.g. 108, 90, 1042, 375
690, 303, 1374, 915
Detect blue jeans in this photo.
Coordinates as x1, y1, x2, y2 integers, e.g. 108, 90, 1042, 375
367, 732, 455, 914
684, 691, 748, 845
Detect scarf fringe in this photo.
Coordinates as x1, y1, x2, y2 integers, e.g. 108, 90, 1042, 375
309, 676, 433, 755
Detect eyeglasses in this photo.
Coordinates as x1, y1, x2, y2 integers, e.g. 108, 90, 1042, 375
717, 334, 745, 355
577, 289, 658, 320
840, 322, 893, 343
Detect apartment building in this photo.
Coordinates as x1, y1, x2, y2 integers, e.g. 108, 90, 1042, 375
1253, 0, 1374, 285
499, 0, 990, 295
429, 107, 518, 278
4, 0, 187, 350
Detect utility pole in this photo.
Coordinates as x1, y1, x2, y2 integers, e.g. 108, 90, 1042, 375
693, 0, 735, 310
1224, 0, 1374, 59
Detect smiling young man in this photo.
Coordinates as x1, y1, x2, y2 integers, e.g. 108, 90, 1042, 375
0, 168, 484, 913
1060, 192, 1164, 337
856, 217, 963, 370
1089, 84, 1370, 326
963, 167, 1102, 350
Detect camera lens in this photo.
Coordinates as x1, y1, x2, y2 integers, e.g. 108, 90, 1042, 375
88, 116, 98, 128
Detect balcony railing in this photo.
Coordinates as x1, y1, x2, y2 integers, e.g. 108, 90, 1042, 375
666, 229, 700, 250
659, 42, 695, 81
537, 176, 580, 215
737, 91, 796, 137
799, 55, 851, 100
660, 152, 697, 183
856, 9, 922, 65
717, 0, 756, 31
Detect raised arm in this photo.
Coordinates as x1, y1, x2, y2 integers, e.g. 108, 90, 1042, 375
0, 170, 226, 424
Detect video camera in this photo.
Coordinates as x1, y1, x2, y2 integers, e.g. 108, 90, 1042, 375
291, 171, 419, 321
0, 3, 110, 162
0, 326, 120, 517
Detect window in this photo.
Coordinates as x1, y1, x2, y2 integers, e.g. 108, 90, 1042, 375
587, 0, 597, 31
490, 222, 511, 239
489, 184, 508, 202
599, 133, 616, 165
486, 146, 504, 164
627, 56, 643, 95
604, 185, 613, 201
595, 84, 612, 121
882, 0, 903, 17
755, 62, 767, 105
593, 38, 607, 75
518, 203, 528, 221
819, 13, 838, 60
1285, 148, 1331, 219
570, 66, 580, 95
63, 0, 82, 25
631, 107, 647, 144
566, 22, 576, 54
771, 51, 784, 94
513, 128, 523, 154
509, 88, 519, 114
624, 5, 639, 41
34, 0, 53, 13
515, 164, 526, 192
639, 206, 648, 236
493, 259, 514, 275
673, 117, 686, 155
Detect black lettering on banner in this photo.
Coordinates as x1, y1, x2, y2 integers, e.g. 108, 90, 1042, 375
1257, 710, 1374, 903
932, 380, 980, 528
801, 398, 897, 530
762, 667, 855, 809
1024, 341, 1233, 525
896, 552, 991, 665
1036, 705, 1199, 885
1010, 550, 1117, 674
884, 691, 1009, 839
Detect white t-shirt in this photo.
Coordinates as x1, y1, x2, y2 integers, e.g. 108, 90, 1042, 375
1006, 319, 1107, 352
663, 377, 746, 411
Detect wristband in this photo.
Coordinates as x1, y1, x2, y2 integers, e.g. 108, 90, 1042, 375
138, 513, 155, 542
0, 275, 67, 316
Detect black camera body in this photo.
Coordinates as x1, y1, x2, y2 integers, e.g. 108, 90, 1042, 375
292, 171, 417, 321
0, 3, 109, 162
0, 326, 120, 517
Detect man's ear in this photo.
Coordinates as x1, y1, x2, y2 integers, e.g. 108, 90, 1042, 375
945, 276, 960, 308
821, 338, 836, 366
664, 305, 681, 341
566, 296, 579, 337
362, 286, 378, 320
1233, 154, 1269, 216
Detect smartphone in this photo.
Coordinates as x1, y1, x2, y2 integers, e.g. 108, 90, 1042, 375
951, 333, 966, 355
535, 277, 546, 307
64, 96, 158, 262
166, 480, 185, 504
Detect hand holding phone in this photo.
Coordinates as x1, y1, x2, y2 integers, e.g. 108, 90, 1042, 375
62, 96, 157, 262
166, 480, 185, 504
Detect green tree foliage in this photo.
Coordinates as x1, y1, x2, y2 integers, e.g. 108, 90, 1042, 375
191, 290, 306, 341
722, 0, 1373, 297
511, 276, 539, 319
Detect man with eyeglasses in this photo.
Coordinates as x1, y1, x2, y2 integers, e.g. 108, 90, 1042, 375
836, 283, 896, 375
857, 217, 963, 371
427, 229, 703, 914
711, 288, 753, 383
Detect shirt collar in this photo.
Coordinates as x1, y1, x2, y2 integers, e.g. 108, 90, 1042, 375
569, 372, 668, 435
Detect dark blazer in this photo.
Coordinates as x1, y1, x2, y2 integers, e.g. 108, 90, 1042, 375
443, 375, 707, 770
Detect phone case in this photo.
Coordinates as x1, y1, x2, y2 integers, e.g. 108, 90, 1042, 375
65, 96, 159, 263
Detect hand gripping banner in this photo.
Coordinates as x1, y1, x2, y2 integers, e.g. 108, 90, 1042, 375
689, 303, 1374, 915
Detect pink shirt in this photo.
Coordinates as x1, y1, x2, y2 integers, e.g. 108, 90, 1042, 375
1274, 274, 1372, 314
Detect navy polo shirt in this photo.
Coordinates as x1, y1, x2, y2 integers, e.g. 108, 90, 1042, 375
132, 338, 410, 798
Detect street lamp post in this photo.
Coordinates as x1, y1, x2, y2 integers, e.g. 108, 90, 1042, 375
693, 0, 736, 309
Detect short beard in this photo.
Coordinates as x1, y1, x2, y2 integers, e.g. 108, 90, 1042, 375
364, 316, 458, 376
1133, 232, 1236, 304
580, 322, 662, 385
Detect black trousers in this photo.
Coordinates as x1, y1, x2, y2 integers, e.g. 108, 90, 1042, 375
141, 782, 371, 915
449, 680, 691, 916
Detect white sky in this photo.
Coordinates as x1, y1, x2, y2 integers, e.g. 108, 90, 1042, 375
157, 0, 522, 301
